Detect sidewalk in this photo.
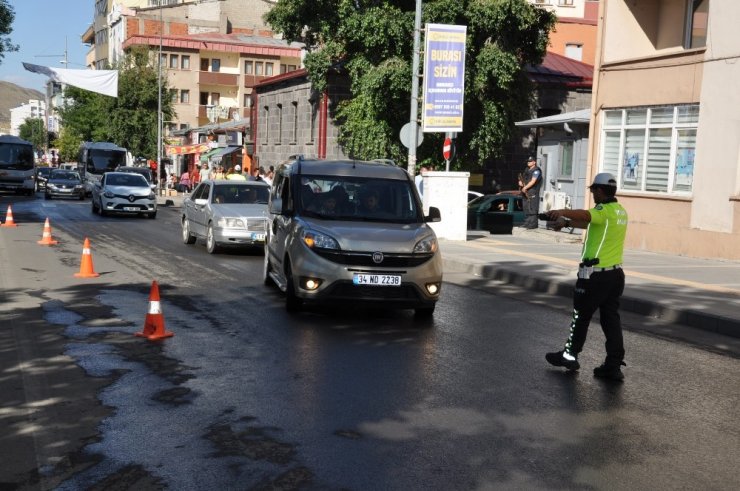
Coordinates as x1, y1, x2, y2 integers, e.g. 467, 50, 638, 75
440, 229, 740, 339
159, 194, 740, 338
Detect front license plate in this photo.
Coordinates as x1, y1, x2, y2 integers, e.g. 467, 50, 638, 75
352, 274, 401, 286
123, 206, 138, 212
251, 233, 265, 242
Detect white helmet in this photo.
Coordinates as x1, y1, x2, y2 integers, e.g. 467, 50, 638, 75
590, 172, 617, 188
234, 165, 241, 171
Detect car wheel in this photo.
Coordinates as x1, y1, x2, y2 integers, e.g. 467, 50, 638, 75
206, 224, 219, 254
263, 245, 273, 286
414, 305, 436, 318
91, 198, 98, 214
99, 201, 108, 217
182, 218, 196, 245
79, 193, 85, 201
147, 211, 157, 219
285, 260, 303, 313
44, 193, 50, 200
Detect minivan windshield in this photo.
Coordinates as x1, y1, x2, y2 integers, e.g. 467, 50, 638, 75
298, 175, 421, 223
0, 142, 34, 170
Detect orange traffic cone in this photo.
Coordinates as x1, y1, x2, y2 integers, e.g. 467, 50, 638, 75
1, 205, 17, 227
37, 218, 59, 246
135, 281, 174, 340
73, 237, 100, 278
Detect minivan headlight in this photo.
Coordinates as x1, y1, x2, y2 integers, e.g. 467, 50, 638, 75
414, 236, 438, 254
302, 230, 339, 250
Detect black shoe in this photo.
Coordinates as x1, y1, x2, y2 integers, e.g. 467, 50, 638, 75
593, 362, 626, 380
546, 350, 580, 371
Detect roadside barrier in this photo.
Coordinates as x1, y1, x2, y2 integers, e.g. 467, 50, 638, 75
73, 237, 100, 278
37, 218, 59, 246
1, 204, 18, 227
135, 280, 174, 340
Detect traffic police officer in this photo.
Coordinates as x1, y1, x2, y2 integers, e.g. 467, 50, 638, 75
542, 172, 629, 380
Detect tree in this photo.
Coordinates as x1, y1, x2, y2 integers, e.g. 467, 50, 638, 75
53, 127, 83, 163
57, 46, 175, 159
18, 117, 46, 152
0, 0, 19, 64
265, 0, 555, 169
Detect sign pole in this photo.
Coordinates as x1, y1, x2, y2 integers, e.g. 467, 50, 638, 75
407, 0, 423, 177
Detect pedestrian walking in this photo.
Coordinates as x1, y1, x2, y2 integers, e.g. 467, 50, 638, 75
542, 173, 629, 380
179, 170, 191, 193
518, 156, 543, 229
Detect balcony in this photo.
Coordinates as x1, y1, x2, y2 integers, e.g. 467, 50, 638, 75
244, 75, 270, 88
198, 71, 238, 86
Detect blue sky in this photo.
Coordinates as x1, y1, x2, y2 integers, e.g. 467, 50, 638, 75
1, 0, 92, 92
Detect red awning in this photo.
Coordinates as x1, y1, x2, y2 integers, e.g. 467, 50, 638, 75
165, 143, 210, 156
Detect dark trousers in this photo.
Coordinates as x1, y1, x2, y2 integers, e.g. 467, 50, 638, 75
564, 268, 626, 366
522, 192, 539, 228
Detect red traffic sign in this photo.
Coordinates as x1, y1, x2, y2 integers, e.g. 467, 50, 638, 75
443, 137, 452, 160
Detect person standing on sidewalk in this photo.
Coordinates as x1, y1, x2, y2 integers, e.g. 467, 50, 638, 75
542, 172, 629, 380
518, 156, 543, 229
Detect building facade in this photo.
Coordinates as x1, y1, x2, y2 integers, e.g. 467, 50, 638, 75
588, 0, 739, 260
528, 0, 600, 64
9, 100, 46, 137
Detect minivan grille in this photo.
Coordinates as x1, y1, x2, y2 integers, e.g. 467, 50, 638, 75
314, 250, 433, 267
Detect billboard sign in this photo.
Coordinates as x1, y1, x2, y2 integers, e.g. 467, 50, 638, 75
422, 23, 467, 133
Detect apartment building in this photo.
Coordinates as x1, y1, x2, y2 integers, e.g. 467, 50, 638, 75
529, 0, 600, 64
9, 100, 47, 137
588, 0, 739, 260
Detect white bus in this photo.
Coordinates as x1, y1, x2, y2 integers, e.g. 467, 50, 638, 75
0, 135, 36, 196
78, 141, 129, 195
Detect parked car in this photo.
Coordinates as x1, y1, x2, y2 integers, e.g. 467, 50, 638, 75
263, 157, 443, 316
467, 192, 525, 233
44, 169, 86, 200
115, 165, 157, 191
34, 166, 52, 191
181, 179, 270, 254
91, 171, 157, 218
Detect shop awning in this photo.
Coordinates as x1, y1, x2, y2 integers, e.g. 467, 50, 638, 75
166, 143, 211, 156
201, 146, 241, 162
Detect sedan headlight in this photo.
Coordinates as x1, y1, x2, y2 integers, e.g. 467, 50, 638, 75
74, 185, 84, 190
217, 217, 245, 228
302, 229, 339, 250
103, 190, 115, 198
414, 236, 438, 254
148, 192, 156, 199
47, 183, 58, 190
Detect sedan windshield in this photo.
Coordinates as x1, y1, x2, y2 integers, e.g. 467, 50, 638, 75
107, 174, 148, 187
50, 171, 81, 180
212, 184, 269, 204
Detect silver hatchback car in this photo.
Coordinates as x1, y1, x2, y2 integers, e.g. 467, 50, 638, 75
182, 179, 270, 254
91, 171, 157, 218
263, 157, 443, 316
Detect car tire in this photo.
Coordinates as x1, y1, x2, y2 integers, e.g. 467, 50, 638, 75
285, 260, 303, 313
206, 224, 219, 254
182, 218, 196, 245
262, 246, 273, 286
79, 193, 85, 201
99, 201, 108, 217
44, 193, 50, 200
91, 198, 98, 214
414, 305, 436, 318
147, 211, 157, 219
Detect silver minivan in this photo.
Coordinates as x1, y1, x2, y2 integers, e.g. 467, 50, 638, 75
263, 157, 443, 316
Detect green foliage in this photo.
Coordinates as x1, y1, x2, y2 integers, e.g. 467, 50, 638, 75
18, 118, 46, 151
57, 46, 175, 159
0, 0, 19, 63
265, 0, 555, 168
53, 127, 83, 162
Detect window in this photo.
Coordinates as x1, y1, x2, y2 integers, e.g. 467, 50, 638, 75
169, 54, 178, 69
565, 43, 583, 61
255, 62, 263, 76
200, 58, 209, 71
199, 92, 209, 105
558, 0, 574, 5
559, 141, 574, 178
181, 55, 190, 70
600, 105, 699, 195
288, 65, 297, 72
180, 90, 190, 104
309, 100, 316, 144
211, 93, 220, 106
160, 53, 167, 68
211, 59, 221, 72
244, 60, 253, 74
262, 106, 269, 144
685, 0, 709, 49
292, 101, 298, 144
244, 94, 252, 108
280, 64, 287, 74
277, 103, 283, 145
265, 62, 274, 76
170, 90, 178, 103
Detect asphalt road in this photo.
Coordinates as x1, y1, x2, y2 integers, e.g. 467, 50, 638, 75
1, 193, 739, 490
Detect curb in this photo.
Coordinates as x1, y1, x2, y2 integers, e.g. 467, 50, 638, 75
441, 257, 740, 339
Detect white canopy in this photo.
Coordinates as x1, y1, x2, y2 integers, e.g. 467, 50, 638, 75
22, 62, 118, 98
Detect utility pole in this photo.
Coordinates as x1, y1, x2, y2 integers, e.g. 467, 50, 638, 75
35, 37, 68, 157
157, 1, 164, 191
407, 0, 423, 176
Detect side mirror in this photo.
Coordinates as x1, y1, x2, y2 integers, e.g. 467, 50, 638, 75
194, 198, 208, 206
269, 197, 283, 215
425, 206, 441, 223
